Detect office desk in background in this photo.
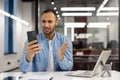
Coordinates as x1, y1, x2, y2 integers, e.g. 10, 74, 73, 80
0, 70, 120, 80
73, 51, 119, 71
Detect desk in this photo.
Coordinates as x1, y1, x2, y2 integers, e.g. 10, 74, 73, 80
0, 70, 120, 80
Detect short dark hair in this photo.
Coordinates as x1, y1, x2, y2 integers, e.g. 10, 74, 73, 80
41, 9, 57, 20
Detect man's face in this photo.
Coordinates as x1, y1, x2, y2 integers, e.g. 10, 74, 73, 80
41, 12, 58, 35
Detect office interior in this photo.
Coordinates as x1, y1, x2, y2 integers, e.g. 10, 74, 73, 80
0, 0, 119, 72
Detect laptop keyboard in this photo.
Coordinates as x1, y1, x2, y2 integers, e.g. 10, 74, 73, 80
69, 71, 92, 75
79, 71, 92, 75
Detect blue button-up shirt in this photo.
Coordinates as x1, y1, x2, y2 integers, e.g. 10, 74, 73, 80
19, 32, 73, 72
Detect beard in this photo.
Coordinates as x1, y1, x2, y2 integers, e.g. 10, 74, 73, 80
43, 27, 55, 36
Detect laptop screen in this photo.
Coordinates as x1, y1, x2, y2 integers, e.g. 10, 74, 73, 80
91, 50, 111, 76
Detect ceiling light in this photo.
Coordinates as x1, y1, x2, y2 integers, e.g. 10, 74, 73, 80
76, 34, 92, 38
97, 0, 109, 13
0, 9, 29, 25
64, 22, 86, 28
103, 0, 109, 5
62, 13, 92, 16
96, 12, 119, 16
10, 15, 21, 21
57, 15, 60, 18
101, 7, 119, 11
87, 22, 111, 28
56, 11, 58, 14
87, 25, 108, 28
54, 7, 57, 10
61, 7, 96, 11
0, 9, 10, 17
97, 4, 104, 13
10, 15, 29, 25
58, 17, 61, 20
88, 22, 111, 25
21, 20, 29, 25
51, 2, 54, 5
64, 22, 86, 41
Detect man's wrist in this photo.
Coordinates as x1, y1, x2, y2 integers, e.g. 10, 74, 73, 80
26, 55, 32, 62
59, 55, 64, 61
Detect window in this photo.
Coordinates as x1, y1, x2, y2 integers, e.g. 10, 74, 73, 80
4, 0, 16, 54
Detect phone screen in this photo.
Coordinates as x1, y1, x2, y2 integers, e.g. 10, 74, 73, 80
27, 31, 37, 42
3, 76, 16, 80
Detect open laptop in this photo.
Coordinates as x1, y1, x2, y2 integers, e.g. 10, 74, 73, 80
66, 50, 111, 77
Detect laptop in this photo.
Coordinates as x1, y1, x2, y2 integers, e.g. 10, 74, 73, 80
66, 50, 111, 77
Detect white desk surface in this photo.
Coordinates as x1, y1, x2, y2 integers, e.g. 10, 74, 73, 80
0, 70, 120, 80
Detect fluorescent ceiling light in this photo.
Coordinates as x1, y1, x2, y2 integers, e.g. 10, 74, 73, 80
97, 0, 109, 13
10, 15, 29, 25
96, 12, 119, 16
61, 7, 96, 11
97, 4, 104, 13
10, 15, 21, 21
87, 25, 108, 28
21, 20, 29, 25
101, 7, 119, 11
87, 22, 111, 28
64, 22, 86, 28
0, 9, 10, 17
88, 22, 111, 25
0, 9, 29, 25
103, 0, 109, 5
62, 13, 92, 16
11, 15, 29, 25
76, 33, 92, 38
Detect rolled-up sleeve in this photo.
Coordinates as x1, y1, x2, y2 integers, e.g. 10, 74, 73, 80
58, 39, 73, 71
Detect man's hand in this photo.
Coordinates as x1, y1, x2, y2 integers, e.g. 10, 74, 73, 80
26, 40, 40, 62
58, 41, 68, 61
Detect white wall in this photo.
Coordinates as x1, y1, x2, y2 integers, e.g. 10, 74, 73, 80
0, 0, 32, 72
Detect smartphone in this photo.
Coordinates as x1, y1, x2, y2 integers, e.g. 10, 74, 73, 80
3, 76, 16, 80
27, 31, 37, 42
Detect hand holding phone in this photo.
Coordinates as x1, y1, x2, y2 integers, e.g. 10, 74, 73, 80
26, 31, 40, 62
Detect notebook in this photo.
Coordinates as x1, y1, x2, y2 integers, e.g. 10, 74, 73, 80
66, 50, 111, 77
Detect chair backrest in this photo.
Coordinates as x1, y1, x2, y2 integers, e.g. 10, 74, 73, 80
107, 40, 118, 49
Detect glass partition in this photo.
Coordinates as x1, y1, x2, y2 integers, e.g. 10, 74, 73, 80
38, 0, 119, 71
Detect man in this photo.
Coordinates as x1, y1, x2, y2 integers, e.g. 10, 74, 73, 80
19, 9, 73, 72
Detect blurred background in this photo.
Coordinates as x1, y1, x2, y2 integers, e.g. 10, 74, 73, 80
0, 0, 119, 72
